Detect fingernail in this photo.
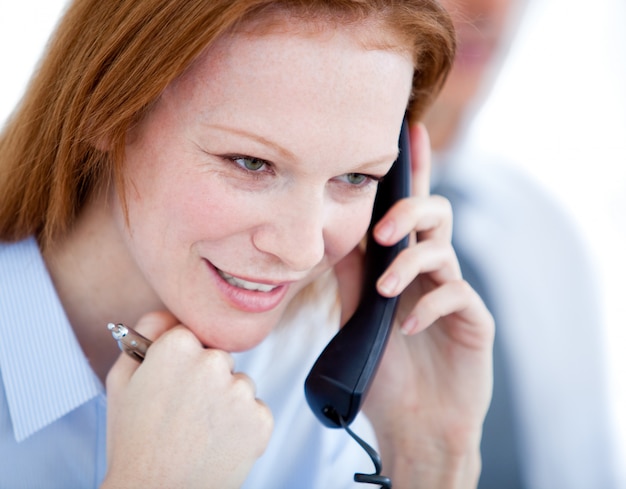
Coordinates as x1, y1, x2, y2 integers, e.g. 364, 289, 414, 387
375, 220, 395, 242
378, 272, 399, 296
401, 315, 419, 335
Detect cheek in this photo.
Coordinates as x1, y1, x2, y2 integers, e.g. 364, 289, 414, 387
125, 179, 246, 256
122, 138, 226, 244
120, 116, 220, 245
325, 200, 374, 265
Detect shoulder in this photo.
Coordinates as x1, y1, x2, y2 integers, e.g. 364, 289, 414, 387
438, 151, 602, 307
441, 153, 586, 245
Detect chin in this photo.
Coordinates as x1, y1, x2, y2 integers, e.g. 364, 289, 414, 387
185, 312, 281, 353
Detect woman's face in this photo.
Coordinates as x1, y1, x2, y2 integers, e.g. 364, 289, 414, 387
113, 21, 414, 351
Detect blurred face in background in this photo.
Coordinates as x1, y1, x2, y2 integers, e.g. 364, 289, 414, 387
424, 0, 526, 151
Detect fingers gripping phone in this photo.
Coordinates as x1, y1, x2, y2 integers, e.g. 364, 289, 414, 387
305, 118, 411, 429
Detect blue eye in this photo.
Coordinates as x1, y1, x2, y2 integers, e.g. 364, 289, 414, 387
345, 173, 367, 185
339, 173, 381, 187
231, 156, 268, 172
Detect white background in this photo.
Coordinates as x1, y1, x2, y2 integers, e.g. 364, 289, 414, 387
2, 0, 625, 483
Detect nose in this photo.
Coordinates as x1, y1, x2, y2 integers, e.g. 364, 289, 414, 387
252, 188, 326, 272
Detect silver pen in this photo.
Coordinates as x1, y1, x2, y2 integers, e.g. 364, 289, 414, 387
107, 323, 153, 362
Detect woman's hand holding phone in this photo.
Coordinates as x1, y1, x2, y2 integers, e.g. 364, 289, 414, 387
335, 123, 495, 489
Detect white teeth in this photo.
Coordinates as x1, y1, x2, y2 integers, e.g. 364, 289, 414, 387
217, 269, 278, 292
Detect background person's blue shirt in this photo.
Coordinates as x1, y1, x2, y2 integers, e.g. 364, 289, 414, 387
0, 237, 107, 488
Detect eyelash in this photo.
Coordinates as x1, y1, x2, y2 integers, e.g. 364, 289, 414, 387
222, 154, 382, 189
226, 155, 271, 173
338, 173, 383, 188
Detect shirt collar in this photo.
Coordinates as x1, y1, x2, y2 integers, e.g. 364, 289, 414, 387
0, 237, 102, 442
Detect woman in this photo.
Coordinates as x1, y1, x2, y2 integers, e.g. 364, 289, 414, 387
0, 0, 494, 487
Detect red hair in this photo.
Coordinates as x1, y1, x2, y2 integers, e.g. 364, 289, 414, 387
0, 0, 454, 249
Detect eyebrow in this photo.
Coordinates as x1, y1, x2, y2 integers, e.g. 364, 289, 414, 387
207, 123, 400, 172
358, 150, 400, 173
205, 123, 298, 161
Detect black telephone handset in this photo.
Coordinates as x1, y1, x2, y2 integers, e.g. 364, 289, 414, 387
305, 118, 411, 429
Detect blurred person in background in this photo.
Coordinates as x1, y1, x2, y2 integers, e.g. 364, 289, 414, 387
423, 0, 621, 487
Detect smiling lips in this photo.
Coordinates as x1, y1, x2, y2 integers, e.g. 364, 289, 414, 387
217, 268, 279, 292
210, 262, 290, 313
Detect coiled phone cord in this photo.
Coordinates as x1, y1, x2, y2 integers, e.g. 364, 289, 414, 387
339, 416, 392, 488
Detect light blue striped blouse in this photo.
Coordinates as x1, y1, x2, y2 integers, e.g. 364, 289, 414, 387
0, 237, 107, 488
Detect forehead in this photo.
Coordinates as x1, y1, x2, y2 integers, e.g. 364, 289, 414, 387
158, 17, 414, 170
173, 10, 415, 88
173, 15, 414, 107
